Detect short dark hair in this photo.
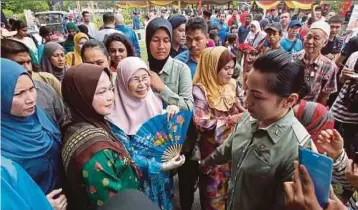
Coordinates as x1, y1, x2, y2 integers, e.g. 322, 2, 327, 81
81, 39, 109, 59
186, 17, 207, 35
1, 39, 40, 72
77, 24, 89, 35
13, 20, 27, 31
82, 11, 90, 17
301, 15, 308, 23
209, 31, 218, 40
104, 33, 136, 57
103, 13, 115, 24
208, 23, 219, 32
328, 15, 343, 24
307, 17, 314, 26
315, 6, 322, 12
39, 26, 52, 37
253, 50, 309, 99
1, 39, 30, 58
9, 18, 16, 25
227, 33, 237, 44
203, 10, 211, 18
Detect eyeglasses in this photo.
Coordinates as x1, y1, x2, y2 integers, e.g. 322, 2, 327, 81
129, 76, 150, 84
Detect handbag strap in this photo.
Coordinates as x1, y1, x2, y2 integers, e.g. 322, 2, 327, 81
288, 39, 298, 53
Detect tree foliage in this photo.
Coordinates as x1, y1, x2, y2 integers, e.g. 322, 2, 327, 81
2, 0, 50, 14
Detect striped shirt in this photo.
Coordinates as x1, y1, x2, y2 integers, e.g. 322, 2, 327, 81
294, 50, 338, 102
331, 52, 358, 124
332, 151, 358, 209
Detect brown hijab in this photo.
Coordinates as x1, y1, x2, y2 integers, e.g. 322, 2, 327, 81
62, 63, 110, 131
61, 63, 140, 176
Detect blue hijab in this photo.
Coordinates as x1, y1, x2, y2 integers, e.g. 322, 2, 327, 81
1, 156, 52, 210
1, 58, 61, 160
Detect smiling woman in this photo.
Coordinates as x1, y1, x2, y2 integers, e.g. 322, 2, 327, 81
104, 33, 136, 72
61, 63, 140, 209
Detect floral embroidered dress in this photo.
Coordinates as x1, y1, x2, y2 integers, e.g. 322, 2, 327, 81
192, 47, 243, 210
62, 123, 140, 209
110, 123, 174, 210
82, 149, 139, 206
194, 86, 241, 210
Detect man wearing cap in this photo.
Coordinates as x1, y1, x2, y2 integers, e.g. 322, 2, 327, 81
293, 21, 338, 106
168, 15, 188, 58
263, 22, 283, 52
280, 20, 303, 54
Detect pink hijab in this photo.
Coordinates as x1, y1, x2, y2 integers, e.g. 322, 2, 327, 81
106, 57, 163, 135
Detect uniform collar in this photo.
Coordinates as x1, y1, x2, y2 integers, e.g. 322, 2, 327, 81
158, 56, 172, 75
250, 110, 295, 144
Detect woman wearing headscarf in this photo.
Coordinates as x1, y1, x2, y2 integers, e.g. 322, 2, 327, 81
244, 20, 267, 48
293, 99, 335, 153
61, 63, 140, 209
193, 47, 245, 210
145, 17, 193, 111
40, 42, 67, 82
1, 156, 53, 210
1, 58, 66, 209
63, 22, 79, 53
65, 32, 89, 67
107, 57, 185, 210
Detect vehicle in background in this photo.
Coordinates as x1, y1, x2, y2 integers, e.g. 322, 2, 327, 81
35, 11, 67, 43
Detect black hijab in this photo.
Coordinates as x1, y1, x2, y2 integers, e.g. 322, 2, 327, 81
145, 17, 173, 73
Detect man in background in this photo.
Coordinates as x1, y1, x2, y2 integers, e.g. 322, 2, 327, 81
82, 11, 98, 38
281, 20, 303, 54
96, 13, 120, 43
114, 13, 141, 57
321, 16, 344, 62
280, 12, 291, 38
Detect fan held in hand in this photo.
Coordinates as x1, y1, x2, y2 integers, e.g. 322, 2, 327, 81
131, 111, 192, 162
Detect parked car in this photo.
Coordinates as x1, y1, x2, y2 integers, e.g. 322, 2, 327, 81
35, 11, 67, 43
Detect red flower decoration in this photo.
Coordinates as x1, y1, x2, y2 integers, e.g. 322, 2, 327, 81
176, 116, 184, 126
89, 185, 97, 194
95, 162, 104, 171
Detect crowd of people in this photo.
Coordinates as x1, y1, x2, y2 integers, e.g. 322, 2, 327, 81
1, 3, 358, 210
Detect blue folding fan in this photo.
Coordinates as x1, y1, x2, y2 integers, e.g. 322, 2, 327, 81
131, 111, 192, 162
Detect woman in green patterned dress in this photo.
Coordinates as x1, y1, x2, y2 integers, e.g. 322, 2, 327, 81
61, 63, 140, 210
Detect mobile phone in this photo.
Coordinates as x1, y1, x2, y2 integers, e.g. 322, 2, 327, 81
299, 147, 333, 209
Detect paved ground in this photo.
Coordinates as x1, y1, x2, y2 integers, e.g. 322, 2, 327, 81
173, 175, 201, 210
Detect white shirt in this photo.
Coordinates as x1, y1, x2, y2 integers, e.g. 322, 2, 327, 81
12, 37, 38, 59
84, 22, 98, 38
96, 28, 121, 42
